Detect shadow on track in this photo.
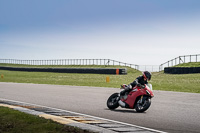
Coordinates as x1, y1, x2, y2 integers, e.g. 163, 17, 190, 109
104, 108, 147, 114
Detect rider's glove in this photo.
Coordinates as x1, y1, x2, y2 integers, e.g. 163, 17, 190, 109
125, 84, 132, 90
121, 84, 127, 89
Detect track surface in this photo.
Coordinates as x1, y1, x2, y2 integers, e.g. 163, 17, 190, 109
0, 82, 200, 133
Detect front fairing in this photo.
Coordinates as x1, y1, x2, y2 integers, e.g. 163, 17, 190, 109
122, 90, 142, 108
146, 84, 154, 97
121, 84, 154, 109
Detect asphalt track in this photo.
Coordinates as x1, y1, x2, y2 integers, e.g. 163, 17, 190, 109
0, 82, 200, 133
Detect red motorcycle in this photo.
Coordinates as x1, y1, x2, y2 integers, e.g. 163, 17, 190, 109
107, 84, 154, 112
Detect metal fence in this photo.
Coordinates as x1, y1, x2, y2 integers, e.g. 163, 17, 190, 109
138, 65, 160, 72
0, 59, 139, 70
3, 55, 198, 72
159, 54, 200, 71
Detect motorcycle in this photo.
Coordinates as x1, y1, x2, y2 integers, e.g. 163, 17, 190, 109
107, 84, 154, 112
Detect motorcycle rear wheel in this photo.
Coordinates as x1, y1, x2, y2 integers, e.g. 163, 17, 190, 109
107, 93, 119, 110
135, 97, 151, 112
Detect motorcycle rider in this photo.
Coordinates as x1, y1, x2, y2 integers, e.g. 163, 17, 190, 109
120, 71, 152, 96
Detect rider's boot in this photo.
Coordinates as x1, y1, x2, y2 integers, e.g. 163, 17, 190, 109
118, 100, 125, 107
120, 89, 126, 96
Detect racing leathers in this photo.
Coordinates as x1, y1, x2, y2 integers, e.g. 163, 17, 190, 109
120, 75, 148, 96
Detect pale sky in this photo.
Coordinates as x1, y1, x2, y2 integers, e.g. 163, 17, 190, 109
0, 0, 200, 65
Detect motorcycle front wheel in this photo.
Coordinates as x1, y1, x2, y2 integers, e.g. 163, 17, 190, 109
107, 93, 119, 110
135, 97, 151, 112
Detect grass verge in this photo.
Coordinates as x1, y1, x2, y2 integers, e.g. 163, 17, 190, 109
174, 62, 200, 67
0, 106, 94, 133
0, 63, 200, 93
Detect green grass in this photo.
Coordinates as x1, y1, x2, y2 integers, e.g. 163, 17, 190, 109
151, 72, 200, 93
0, 63, 139, 88
0, 63, 200, 93
0, 106, 93, 133
0, 69, 140, 88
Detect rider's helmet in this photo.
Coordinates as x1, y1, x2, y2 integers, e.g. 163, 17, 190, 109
143, 71, 151, 81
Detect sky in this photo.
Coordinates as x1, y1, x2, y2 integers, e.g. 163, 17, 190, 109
0, 0, 200, 65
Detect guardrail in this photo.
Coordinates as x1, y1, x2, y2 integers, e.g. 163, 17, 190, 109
159, 54, 200, 71
0, 66, 127, 75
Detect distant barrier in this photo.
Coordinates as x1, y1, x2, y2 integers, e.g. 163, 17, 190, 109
0, 66, 127, 75
160, 54, 200, 71
164, 67, 200, 74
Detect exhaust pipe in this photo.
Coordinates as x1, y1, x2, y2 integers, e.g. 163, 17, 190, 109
118, 100, 126, 108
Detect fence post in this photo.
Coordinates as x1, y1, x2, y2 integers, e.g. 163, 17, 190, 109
196, 55, 198, 62
107, 59, 110, 66
175, 58, 177, 65
184, 56, 185, 63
